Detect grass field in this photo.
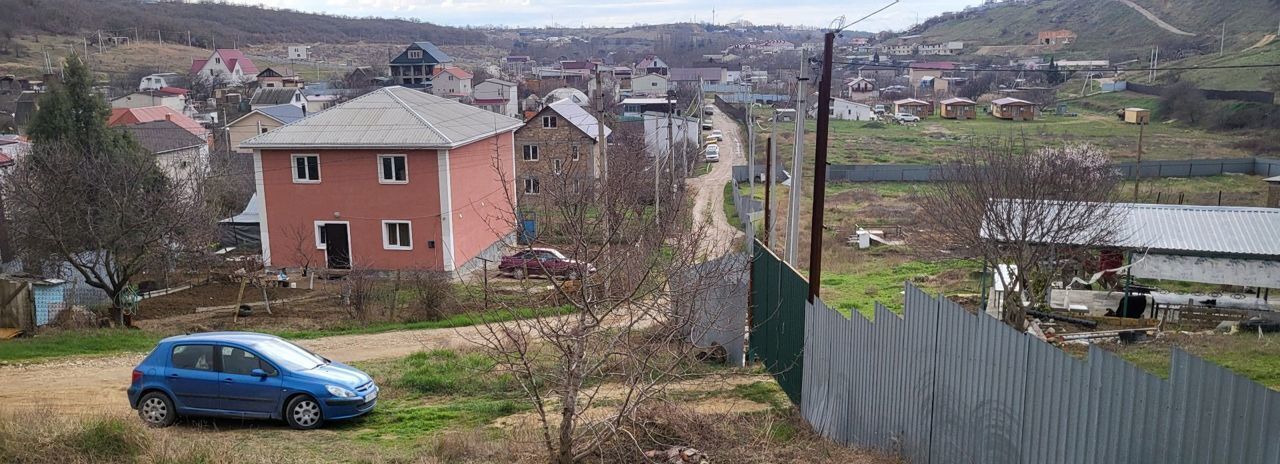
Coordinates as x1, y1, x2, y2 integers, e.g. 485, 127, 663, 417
748, 92, 1250, 167
0, 306, 570, 364
1102, 332, 1280, 390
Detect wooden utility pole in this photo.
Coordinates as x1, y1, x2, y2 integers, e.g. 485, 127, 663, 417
808, 31, 835, 303
593, 71, 609, 181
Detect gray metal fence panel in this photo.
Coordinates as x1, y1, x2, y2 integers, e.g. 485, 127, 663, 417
825, 157, 1276, 183
784, 280, 1280, 463
683, 253, 748, 366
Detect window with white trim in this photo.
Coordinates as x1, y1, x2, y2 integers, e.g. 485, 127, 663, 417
571, 144, 580, 161
379, 154, 408, 183
292, 154, 320, 182
408, 50, 423, 59
553, 159, 563, 175
542, 116, 557, 128
522, 145, 539, 161
383, 221, 412, 250
523, 178, 540, 194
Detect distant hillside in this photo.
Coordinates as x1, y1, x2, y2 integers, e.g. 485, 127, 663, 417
902, 0, 1279, 63
0, 0, 487, 47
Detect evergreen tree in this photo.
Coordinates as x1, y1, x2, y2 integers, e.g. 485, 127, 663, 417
26, 54, 137, 155
1046, 57, 1065, 85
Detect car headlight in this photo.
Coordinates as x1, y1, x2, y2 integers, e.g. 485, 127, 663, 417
326, 385, 356, 398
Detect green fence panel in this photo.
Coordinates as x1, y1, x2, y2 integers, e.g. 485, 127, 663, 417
749, 240, 807, 405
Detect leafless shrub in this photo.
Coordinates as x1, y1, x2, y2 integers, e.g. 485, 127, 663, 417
340, 263, 377, 321
406, 269, 456, 320
915, 141, 1124, 328
471, 128, 747, 463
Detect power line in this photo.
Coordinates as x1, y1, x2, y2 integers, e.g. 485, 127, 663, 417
837, 60, 1280, 73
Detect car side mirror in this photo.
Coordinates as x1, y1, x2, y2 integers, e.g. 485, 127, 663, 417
251, 368, 268, 378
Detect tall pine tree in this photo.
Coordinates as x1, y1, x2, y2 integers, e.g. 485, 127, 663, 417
26, 54, 137, 155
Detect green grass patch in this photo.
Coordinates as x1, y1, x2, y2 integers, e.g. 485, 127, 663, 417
0, 329, 163, 364
393, 349, 529, 397
732, 381, 789, 410
272, 306, 572, 340
821, 259, 981, 319
0, 306, 573, 364
723, 182, 743, 230
1108, 333, 1280, 389
347, 398, 528, 442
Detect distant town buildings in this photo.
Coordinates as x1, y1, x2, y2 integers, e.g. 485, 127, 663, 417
389, 41, 453, 88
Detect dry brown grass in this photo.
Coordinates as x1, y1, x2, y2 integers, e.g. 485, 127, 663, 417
0, 408, 277, 464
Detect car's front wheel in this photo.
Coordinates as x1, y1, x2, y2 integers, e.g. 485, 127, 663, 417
285, 395, 324, 430
137, 392, 176, 428
512, 268, 526, 280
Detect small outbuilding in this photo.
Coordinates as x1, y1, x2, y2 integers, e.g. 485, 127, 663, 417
940, 97, 977, 120
1124, 108, 1150, 124
893, 98, 931, 118
991, 97, 1036, 121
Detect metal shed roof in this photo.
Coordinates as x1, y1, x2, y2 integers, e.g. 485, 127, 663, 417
983, 200, 1280, 257
241, 86, 523, 150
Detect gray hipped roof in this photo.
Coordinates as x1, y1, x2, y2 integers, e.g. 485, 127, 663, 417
546, 99, 611, 142
241, 86, 523, 149
123, 120, 205, 154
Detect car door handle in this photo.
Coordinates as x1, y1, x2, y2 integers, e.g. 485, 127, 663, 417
224, 378, 235, 383
169, 373, 180, 377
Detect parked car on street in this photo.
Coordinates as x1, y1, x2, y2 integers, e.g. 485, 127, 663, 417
895, 113, 921, 123
709, 129, 723, 141
873, 104, 886, 115
499, 247, 595, 280
705, 143, 720, 162
701, 121, 713, 130
128, 332, 377, 430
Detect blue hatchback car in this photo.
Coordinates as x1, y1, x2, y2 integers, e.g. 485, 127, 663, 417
127, 332, 378, 430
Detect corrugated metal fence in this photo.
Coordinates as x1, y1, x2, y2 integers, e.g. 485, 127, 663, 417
750, 239, 1280, 463
681, 253, 749, 367
749, 243, 807, 404
825, 157, 1280, 183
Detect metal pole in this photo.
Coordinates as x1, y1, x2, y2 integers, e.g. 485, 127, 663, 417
808, 31, 835, 303
1134, 121, 1144, 200
764, 136, 773, 248
747, 87, 755, 201
786, 51, 807, 265
768, 116, 778, 247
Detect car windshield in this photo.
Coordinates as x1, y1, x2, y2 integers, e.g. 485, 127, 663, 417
251, 338, 327, 371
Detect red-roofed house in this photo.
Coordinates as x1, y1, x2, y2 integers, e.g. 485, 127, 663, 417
191, 49, 259, 85
430, 66, 473, 99
108, 106, 210, 142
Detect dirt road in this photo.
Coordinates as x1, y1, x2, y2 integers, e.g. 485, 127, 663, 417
0, 325, 486, 415
687, 110, 746, 257
1114, 0, 1196, 36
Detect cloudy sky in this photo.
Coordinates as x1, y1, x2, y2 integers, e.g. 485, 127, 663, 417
235, 0, 982, 31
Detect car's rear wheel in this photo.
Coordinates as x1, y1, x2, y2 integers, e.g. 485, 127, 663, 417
138, 392, 176, 428
512, 268, 526, 280
285, 395, 324, 430
566, 270, 580, 281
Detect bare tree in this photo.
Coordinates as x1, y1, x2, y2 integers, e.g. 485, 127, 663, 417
915, 142, 1124, 328
471, 132, 741, 463
3, 141, 216, 326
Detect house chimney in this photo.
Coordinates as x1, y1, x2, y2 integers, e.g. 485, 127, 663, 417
1267, 176, 1280, 209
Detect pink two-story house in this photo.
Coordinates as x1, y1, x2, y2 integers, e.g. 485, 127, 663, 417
241, 86, 524, 272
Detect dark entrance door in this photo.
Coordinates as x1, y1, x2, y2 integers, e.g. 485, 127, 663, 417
323, 223, 350, 269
